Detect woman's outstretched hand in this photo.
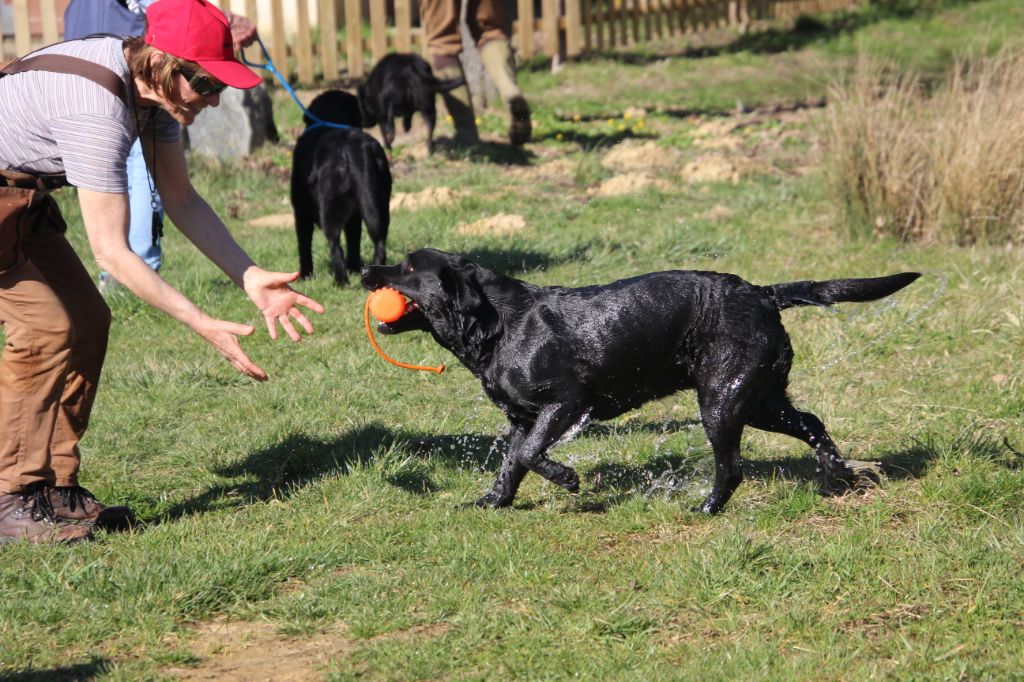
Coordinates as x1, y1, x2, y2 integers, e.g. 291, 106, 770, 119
197, 318, 267, 381
243, 268, 326, 341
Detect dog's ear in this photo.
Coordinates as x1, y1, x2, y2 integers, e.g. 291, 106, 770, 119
439, 264, 501, 347
440, 264, 485, 314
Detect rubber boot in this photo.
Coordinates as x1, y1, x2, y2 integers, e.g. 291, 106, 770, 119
479, 39, 531, 146
434, 60, 480, 147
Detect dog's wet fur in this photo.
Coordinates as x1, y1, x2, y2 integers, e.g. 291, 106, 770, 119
362, 248, 920, 514
291, 90, 392, 284
357, 53, 463, 154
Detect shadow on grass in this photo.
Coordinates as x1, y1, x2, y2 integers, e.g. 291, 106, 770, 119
2, 658, 111, 681
431, 137, 535, 165
457, 244, 598, 275
532, 127, 656, 149
151, 418, 970, 523
553, 96, 826, 126
572, 422, 949, 511
155, 422, 420, 522
539, 0, 951, 70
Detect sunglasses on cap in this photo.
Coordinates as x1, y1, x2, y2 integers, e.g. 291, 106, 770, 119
177, 67, 227, 96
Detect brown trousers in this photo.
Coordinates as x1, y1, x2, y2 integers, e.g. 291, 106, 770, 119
421, 0, 509, 66
0, 185, 111, 493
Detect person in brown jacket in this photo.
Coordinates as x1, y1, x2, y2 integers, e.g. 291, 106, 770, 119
0, 0, 323, 544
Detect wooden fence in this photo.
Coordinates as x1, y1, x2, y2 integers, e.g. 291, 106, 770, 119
2, 0, 861, 83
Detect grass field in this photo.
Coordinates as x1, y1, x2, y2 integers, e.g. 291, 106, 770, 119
2, 1, 1024, 679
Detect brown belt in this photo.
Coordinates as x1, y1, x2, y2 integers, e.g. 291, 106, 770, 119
0, 168, 68, 192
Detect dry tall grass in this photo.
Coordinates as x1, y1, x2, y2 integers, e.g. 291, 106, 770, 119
823, 50, 1024, 244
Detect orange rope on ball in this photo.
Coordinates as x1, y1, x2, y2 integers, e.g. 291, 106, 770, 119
364, 296, 445, 374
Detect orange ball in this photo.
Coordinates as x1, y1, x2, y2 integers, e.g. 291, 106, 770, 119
368, 287, 407, 323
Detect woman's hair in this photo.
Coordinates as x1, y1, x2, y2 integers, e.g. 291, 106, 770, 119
124, 34, 197, 111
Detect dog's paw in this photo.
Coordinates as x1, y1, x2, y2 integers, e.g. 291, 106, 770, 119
690, 498, 723, 515
561, 471, 580, 493
826, 459, 884, 495
845, 459, 885, 489
460, 492, 514, 510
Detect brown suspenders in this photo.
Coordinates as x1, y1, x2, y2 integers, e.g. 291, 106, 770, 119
0, 53, 127, 104
0, 45, 129, 190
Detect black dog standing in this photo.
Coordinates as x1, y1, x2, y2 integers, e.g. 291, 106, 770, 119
358, 53, 464, 154
290, 90, 392, 284
362, 249, 920, 515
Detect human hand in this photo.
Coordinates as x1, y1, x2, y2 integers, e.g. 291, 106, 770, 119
226, 11, 258, 51
243, 268, 325, 341
196, 317, 268, 381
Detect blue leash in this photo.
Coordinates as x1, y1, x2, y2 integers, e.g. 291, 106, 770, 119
241, 37, 352, 132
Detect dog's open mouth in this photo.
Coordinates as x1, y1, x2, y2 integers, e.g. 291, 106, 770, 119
373, 291, 427, 334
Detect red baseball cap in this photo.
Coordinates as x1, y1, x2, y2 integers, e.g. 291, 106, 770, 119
144, 0, 262, 89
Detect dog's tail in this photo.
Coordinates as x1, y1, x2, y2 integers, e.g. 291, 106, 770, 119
768, 272, 920, 310
412, 57, 466, 94
434, 76, 466, 93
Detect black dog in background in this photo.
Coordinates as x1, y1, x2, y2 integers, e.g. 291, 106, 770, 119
290, 90, 392, 284
358, 53, 463, 154
362, 249, 920, 514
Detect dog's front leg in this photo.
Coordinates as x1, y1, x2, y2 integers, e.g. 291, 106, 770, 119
473, 423, 529, 509
472, 406, 583, 508
512, 406, 583, 493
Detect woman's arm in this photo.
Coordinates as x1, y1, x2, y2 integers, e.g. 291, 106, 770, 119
146, 135, 324, 341
77, 186, 269, 380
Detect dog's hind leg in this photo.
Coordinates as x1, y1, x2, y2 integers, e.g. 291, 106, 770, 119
359, 178, 389, 266
747, 393, 881, 491
343, 213, 364, 275
693, 365, 762, 514
423, 102, 437, 154
320, 201, 357, 285
294, 208, 316, 279
381, 102, 396, 150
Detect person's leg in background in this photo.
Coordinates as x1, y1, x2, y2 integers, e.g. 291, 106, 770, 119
99, 138, 163, 291
469, 0, 532, 146
421, 0, 480, 146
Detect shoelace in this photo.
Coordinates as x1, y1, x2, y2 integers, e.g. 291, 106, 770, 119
59, 486, 98, 514
20, 484, 57, 523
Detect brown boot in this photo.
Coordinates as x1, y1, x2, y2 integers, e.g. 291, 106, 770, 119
507, 95, 532, 147
46, 486, 136, 531
0, 486, 93, 545
479, 39, 532, 146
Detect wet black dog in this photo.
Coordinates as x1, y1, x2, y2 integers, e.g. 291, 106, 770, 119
291, 90, 391, 284
362, 249, 920, 514
357, 53, 462, 154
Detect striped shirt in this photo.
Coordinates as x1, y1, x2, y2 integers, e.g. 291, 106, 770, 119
0, 36, 180, 193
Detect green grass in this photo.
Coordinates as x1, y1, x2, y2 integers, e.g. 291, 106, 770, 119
2, 1, 1024, 679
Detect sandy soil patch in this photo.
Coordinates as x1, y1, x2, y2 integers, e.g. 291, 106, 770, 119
600, 140, 680, 172
589, 172, 676, 197
457, 213, 527, 236
507, 158, 578, 184
391, 186, 463, 211
246, 213, 294, 229
680, 153, 745, 185
169, 619, 352, 681
701, 204, 735, 221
